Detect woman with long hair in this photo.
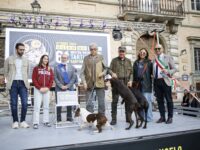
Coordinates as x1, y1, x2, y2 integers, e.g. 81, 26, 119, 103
32, 55, 54, 129
133, 48, 153, 122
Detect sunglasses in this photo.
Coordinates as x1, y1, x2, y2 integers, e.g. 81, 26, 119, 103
155, 48, 161, 50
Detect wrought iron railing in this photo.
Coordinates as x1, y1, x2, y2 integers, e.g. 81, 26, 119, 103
119, 0, 185, 17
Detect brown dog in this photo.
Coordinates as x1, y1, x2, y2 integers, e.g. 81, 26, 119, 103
75, 108, 113, 133
110, 78, 143, 130
129, 84, 149, 129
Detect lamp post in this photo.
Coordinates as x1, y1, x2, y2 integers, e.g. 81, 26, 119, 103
31, 0, 41, 14
31, 0, 41, 28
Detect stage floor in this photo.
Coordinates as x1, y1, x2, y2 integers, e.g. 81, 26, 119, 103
0, 110, 200, 150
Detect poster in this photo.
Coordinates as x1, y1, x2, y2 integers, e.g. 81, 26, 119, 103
5, 28, 110, 79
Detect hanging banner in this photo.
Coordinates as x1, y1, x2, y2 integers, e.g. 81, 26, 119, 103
5, 28, 110, 78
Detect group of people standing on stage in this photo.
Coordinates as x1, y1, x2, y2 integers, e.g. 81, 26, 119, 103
4, 42, 77, 129
4, 41, 177, 129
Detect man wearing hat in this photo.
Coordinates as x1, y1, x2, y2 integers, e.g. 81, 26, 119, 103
109, 46, 133, 125
153, 44, 177, 124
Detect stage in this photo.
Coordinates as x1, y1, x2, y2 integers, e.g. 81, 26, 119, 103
0, 110, 200, 150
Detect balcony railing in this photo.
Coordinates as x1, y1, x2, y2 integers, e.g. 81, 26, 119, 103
119, 0, 185, 17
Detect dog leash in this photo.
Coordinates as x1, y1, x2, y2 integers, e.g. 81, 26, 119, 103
86, 86, 96, 112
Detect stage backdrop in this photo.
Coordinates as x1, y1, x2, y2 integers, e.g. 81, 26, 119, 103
5, 28, 110, 79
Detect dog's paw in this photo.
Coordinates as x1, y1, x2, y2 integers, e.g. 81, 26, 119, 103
93, 130, 99, 133
111, 127, 115, 130
78, 128, 82, 131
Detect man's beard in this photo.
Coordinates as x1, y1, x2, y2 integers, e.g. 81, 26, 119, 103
17, 52, 23, 57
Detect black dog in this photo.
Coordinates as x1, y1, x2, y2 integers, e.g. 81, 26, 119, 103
110, 78, 140, 130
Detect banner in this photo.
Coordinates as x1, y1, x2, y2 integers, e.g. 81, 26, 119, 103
5, 28, 110, 78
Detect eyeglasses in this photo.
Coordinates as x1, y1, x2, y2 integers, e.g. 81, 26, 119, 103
119, 51, 125, 53
90, 48, 97, 51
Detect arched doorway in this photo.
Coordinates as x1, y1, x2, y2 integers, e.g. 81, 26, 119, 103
136, 33, 165, 60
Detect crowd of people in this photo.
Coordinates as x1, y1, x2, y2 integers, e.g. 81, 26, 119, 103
5, 41, 197, 130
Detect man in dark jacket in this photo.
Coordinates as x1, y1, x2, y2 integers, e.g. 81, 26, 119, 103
109, 46, 133, 125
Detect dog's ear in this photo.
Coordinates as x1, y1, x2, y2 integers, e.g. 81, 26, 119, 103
74, 107, 80, 117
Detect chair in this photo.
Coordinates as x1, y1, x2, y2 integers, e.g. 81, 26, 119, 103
55, 90, 80, 128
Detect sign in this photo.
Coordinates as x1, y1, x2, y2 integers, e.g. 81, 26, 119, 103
182, 74, 189, 81
5, 28, 110, 78
133, 22, 165, 31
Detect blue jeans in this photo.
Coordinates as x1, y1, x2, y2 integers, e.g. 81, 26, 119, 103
142, 92, 153, 122
10, 80, 28, 122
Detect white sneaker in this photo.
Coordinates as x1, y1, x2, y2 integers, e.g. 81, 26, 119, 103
12, 122, 19, 129
20, 121, 30, 128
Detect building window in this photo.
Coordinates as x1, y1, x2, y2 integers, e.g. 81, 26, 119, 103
194, 48, 200, 71
191, 0, 200, 11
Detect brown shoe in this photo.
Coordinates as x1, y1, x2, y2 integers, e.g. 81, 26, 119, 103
166, 117, 173, 124
156, 117, 166, 123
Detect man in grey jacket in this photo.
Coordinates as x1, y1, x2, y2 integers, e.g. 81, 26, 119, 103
54, 54, 77, 122
153, 44, 177, 124
4, 43, 30, 129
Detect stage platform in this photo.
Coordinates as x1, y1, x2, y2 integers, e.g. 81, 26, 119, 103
0, 110, 200, 150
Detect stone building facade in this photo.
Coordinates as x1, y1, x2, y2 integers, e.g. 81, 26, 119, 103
0, 0, 200, 94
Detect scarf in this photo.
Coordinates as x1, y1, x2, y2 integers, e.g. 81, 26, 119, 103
58, 63, 70, 84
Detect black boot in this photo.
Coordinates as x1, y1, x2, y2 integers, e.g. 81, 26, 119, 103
110, 117, 117, 125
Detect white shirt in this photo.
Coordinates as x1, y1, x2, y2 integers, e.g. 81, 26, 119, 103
154, 53, 164, 79
14, 56, 23, 80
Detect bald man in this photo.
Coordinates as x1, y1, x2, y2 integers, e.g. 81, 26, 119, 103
153, 44, 177, 124
54, 54, 77, 122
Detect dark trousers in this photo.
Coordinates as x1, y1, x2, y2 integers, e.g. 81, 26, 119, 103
9, 80, 28, 122
154, 79, 173, 118
55, 91, 72, 121
57, 106, 72, 121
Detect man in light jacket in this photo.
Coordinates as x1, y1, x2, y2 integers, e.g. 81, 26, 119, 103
153, 44, 177, 124
80, 43, 107, 115
4, 43, 30, 129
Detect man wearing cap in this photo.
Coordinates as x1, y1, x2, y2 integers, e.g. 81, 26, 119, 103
153, 44, 177, 124
109, 46, 133, 125
80, 43, 107, 115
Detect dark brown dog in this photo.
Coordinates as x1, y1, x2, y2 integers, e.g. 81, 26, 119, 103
110, 78, 141, 130
127, 87, 148, 129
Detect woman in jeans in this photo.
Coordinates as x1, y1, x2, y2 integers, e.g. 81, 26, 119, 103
133, 48, 153, 122
32, 55, 54, 129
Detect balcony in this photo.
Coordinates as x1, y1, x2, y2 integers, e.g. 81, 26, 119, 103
118, 0, 185, 33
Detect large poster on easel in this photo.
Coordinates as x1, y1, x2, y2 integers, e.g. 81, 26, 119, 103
5, 28, 110, 78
